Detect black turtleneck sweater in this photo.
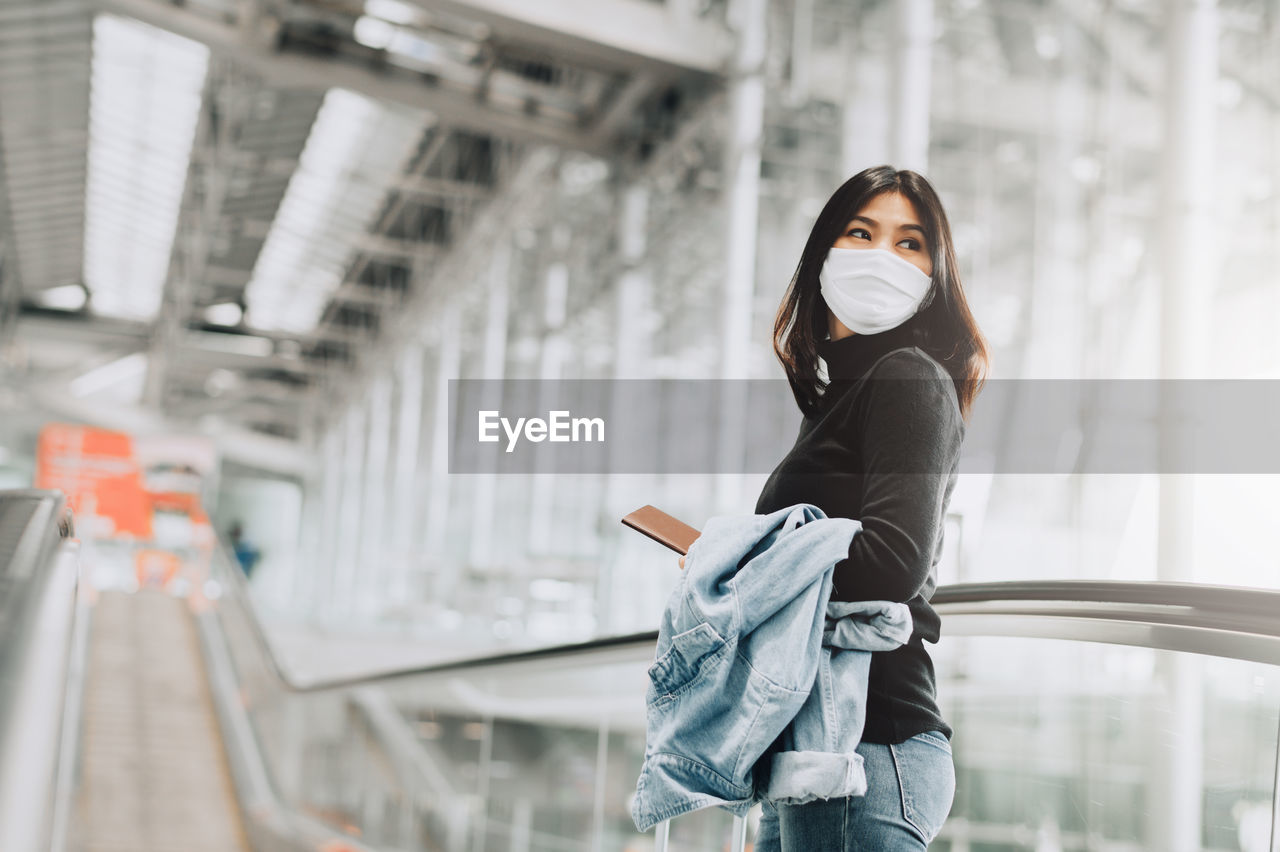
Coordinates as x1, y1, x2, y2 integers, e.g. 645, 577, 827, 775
753, 324, 964, 744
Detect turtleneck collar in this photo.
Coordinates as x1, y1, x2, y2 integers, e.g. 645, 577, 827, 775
815, 323, 921, 382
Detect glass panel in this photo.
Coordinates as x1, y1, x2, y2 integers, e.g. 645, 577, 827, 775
932, 635, 1280, 851
201, 539, 1280, 852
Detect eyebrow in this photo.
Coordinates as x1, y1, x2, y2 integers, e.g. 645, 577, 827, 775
849, 215, 927, 237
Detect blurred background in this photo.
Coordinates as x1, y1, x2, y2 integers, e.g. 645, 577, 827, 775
1, 1, 1279, 851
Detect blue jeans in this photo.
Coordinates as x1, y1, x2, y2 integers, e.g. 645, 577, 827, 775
755, 731, 955, 851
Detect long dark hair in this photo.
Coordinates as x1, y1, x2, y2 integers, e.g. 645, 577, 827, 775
771, 165, 990, 421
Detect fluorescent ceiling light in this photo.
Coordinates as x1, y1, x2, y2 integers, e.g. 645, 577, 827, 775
69, 352, 149, 399
364, 0, 428, 26
386, 29, 448, 67
203, 302, 244, 327
245, 88, 428, 333
354, 15, 464, 69
354, 15, 396, 49
83, 14, 209, 322
34, 284, 88, 311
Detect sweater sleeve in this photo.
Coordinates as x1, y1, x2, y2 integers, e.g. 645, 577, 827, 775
830, 350, 964, 604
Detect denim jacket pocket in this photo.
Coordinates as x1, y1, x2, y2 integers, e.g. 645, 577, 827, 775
647, 621, 727, 703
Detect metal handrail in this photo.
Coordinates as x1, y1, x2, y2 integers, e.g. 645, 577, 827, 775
0, 490, 82, 852
194, 587, 382, 852
932, 580, 1280, 666
933, 578, 1280, 619
212, 530, 1280, 692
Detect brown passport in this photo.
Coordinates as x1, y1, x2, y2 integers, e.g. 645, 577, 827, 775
621, 505, 702, 555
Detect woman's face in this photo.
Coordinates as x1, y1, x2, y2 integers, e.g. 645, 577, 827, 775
827, 190, 934, 339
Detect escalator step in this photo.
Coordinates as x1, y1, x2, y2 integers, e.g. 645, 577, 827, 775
71, 589, 252, 852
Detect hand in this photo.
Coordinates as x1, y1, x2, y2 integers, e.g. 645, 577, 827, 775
678, 555, 686, 571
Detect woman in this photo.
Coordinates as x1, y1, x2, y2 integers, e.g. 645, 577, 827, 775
749, 165, 988, 849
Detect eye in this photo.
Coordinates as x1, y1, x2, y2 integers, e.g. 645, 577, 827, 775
845, 227, 870, 240
897, 238, 923, 251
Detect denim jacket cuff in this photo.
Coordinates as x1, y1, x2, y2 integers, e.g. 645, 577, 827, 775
761, 750, 868, 805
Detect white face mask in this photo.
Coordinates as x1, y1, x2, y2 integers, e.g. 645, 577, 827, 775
819, 247, 932, 335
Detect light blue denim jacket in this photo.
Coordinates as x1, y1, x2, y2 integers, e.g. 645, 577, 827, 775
630, 503, 913, 832
761, 598, 912, 805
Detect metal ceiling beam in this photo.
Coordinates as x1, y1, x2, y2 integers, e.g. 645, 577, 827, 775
93, 0, 616, 156
236, 219, 444, 254
12, 309, 335, 378
15, 310, 149, 346
290, 323, 372, 347
26, 384, 315, 475
219, 226, 440, 267
586, 72, 656, 142
303, 126, 453, 348
213, 153, 496, 201
395, 174, 494, 200
329, 283, 405, 308
0, 0, 88, 25
202, 343, 325, 375
409, 0, 732, 76
203, 265, 252, 287
354, 233, 442, 262
235, 218, 272, 241
0, 42, 90, 64
0, 17, 88, 41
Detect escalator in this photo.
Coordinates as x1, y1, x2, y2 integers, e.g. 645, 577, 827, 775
2, 488, 1279, 851
74, 589, 250, 851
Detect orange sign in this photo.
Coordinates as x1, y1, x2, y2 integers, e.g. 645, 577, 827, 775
35, 423, 152, 539
134, 549, 181, 588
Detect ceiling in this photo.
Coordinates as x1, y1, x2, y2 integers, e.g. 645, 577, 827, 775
1, 0, 1274, 458
0, 0, 731, 443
